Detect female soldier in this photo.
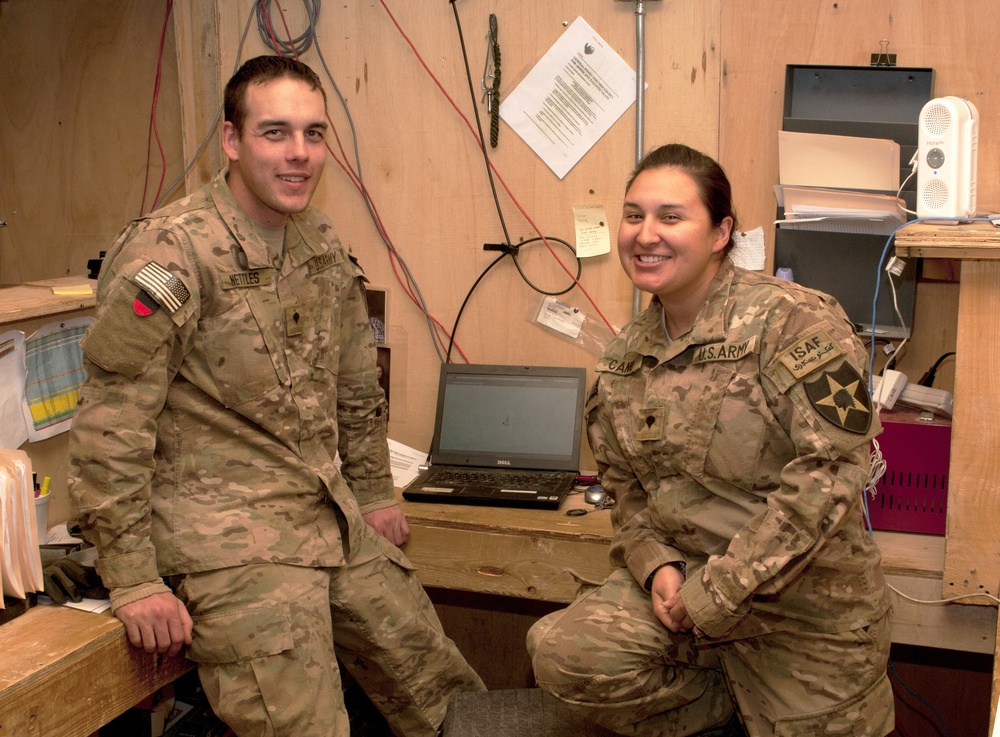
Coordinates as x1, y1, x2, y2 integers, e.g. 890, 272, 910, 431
528, 144, 893, 737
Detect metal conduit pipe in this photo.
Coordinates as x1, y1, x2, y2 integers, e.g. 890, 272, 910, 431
630, 0, 648, 318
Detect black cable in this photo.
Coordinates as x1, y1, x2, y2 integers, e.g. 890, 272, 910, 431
447, 3, 584, 361
917, 352, 955, 387
450, 1, 512, 247
446, 253, 506, 364
504, 236, 582, 296
445, 236, 583, 364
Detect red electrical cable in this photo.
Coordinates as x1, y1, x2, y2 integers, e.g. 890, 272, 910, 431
140, 0, 175, 216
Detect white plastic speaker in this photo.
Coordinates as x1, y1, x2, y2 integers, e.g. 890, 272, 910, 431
917, 96, 979, 219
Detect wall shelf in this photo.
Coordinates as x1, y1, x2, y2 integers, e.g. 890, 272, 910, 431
0, 275, 96, 326
895, 221, 1000, 260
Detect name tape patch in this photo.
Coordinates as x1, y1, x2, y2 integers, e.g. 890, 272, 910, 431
220, 268, 275, 290
693, 336, 757, 364
597, 351, 645, 376
308, 250, 342, 276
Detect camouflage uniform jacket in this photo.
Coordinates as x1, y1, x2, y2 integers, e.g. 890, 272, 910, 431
68, 168, 393, 593
587, 258, 891, 641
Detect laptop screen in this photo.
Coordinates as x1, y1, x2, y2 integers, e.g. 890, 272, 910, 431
429, 364, 587, 471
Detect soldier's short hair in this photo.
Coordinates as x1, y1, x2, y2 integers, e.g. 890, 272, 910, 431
224, 55, 327, 135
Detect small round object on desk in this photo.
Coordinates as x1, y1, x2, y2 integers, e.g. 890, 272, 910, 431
584, 484, 607, 505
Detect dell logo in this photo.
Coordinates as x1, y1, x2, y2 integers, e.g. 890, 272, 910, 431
497, 459, 511, 466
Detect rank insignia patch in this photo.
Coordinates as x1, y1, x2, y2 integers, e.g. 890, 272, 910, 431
132, 261, 190, 314
804, 363, 872, 434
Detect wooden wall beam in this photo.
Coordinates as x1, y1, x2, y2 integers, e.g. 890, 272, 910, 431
172, 0, 223, 193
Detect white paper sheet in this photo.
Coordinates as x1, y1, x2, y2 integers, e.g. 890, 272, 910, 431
388, 438, 428, 489
730, 227, 767, 271
500, 17, 636, 179
0, 330, 28, 449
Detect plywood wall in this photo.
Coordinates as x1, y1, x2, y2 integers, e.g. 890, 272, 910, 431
0, 0, 186, 526
0, 0, 186, 285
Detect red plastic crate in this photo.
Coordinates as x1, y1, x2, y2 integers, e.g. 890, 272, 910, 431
867, 407, 951, 535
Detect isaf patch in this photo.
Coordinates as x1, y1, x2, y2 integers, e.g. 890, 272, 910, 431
777, 330, 843, 380
804, 362, 872, 434
131, 261, 190, 314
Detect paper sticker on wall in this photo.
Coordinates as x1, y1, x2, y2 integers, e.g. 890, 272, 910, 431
730, 227, 766, 271
572, 205, 611, 257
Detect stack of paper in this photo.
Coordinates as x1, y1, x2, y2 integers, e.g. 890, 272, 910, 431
778, 130, 901, 191
775, 185, 906, 236
1, 448, 43, 605
775, 131, 907, 236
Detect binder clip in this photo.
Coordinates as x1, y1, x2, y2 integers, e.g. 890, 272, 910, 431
871, 39, 897, 67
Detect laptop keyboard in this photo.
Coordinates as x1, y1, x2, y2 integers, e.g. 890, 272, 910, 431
424, 468, 569, 492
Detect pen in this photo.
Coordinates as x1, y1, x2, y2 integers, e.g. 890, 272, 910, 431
40, 476, 51, 497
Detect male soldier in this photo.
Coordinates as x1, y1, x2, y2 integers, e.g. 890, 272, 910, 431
68, 55, 484, 736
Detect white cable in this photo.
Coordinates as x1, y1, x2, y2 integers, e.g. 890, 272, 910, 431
866, 438, 887, 499
889, 582, 1000, 606
885, 270, 909, 361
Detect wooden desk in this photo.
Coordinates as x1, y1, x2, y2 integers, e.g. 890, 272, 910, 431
397, 490, 997, 655
0, 275, 95, 325
1, 496, 994, 736
0, 605, 193, 737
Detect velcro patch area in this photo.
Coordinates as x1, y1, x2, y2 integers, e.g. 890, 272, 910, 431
804, 362, 872, 434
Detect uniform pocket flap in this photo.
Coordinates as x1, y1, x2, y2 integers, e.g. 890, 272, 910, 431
189, 605, 294, 664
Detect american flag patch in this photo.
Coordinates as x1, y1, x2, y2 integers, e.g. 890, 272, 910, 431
133, 261, 190, 314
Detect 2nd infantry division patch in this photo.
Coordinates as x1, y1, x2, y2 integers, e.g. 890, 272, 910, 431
803, 363, 872, 434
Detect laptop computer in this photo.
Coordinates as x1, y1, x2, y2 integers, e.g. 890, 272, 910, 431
402, 363, 587, 509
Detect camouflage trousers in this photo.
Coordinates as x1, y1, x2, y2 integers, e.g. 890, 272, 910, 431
170, 526, 485, 737
527, 567, 894, 737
